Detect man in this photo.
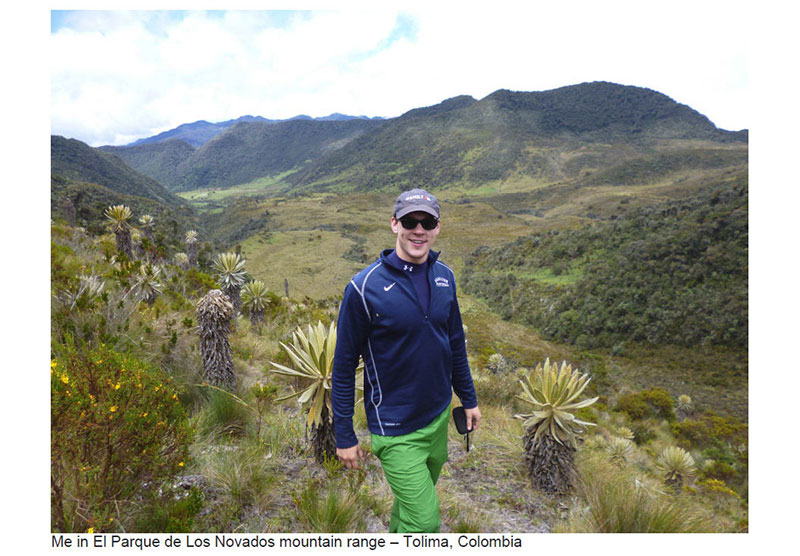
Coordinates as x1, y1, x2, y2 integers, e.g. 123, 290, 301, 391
332, 188, 481, 533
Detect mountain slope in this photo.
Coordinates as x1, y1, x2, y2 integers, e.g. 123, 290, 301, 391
126, 116, 279, 148
111, 118, 386, 192
101, 139, 197, 190
51, 136, 188, 208
125, 114, 384, 148
287, 82, 747, 192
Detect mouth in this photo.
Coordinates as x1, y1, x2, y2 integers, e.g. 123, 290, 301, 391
410, 239, 426, 246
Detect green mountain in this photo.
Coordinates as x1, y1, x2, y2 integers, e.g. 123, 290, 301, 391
51, 136, 194, 238
107, 118, 385, 192
100, 139, 196, 192
98, 82, 746, 196
124, 113, 383, 148
51, 136, 188, 208
288, 81, 747, 192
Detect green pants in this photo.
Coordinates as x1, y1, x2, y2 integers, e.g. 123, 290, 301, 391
371, 406, 450, 533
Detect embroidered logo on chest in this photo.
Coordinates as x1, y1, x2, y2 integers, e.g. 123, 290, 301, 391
435, 277, 450, 288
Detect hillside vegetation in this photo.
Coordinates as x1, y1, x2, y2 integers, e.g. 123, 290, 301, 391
51, 136, 187, 208
50, 213, 748, 534
462, 172, 747, 350
286, 82, 746, 193
107, 118, 385, 192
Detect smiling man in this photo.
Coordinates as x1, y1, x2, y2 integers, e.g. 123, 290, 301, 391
332, 188, 481, 533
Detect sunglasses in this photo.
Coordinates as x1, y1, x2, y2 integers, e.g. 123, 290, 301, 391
399, 216, 439, 230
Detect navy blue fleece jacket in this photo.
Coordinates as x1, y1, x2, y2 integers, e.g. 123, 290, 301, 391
332, 249, 478, 449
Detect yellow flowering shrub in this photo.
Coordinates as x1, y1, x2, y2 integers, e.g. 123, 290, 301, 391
51, 341, 192, 533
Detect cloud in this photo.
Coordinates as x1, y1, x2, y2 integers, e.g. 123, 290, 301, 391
51, 6, 748, 146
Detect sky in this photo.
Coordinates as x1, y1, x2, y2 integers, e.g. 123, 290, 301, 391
49, 3, 752, 147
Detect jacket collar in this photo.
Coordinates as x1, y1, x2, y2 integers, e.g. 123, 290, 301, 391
380, 248, 440, 271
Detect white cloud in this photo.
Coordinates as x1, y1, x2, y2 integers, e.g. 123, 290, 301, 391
50, 5, 749, 146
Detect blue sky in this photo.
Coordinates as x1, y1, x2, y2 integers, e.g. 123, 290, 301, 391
49, 5, 751, 146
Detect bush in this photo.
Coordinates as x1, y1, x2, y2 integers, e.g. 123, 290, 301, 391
132, 486, 204, 533
641, 388, 676, 421
614, 387, 675, 421
615, 392, 650, 420
51, 340, 192, 532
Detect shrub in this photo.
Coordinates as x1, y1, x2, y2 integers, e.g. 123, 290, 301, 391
614, 387, 675, 421
184, 268, 219, 298
132, 486, 204, 533
51, 340, 192, 532
641, 388, 676, 421
615, 392, 650, 420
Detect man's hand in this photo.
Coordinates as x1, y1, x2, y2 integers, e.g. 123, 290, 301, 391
465, 406, 482, 432
337, 444, 366, 470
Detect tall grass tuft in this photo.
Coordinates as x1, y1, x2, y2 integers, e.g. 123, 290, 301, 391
199, 442, 277, 531
293, 472, 370, 533
195, 387, 251, 438
563, 455, 712, 533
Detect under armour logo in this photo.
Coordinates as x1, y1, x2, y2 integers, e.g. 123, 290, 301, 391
404, 265, 413, 272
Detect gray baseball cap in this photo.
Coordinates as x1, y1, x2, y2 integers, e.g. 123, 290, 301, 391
393, 189, 440, 219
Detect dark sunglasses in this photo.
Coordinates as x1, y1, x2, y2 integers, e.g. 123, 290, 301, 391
399, 216, 438, 230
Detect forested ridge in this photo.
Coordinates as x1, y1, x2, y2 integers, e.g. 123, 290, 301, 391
462, 172, 747, 350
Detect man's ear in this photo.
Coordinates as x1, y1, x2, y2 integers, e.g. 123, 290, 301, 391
390, 216, 399, 234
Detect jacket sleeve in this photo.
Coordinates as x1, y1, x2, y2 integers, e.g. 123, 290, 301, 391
332, 281, 370, 449
448, 277, 478, 409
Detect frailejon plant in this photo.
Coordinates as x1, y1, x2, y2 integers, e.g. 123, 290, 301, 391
174, 253, 190, 271
212, 252, 247, 315
241, 280, 272, 325
514, 358, 598, 493
51, 340, 191, 533
606, 436, 634, 466
133, 263, 163, 306
185, 230, 198, 268
656, 446, 696, 492
104, 205, 133, 259
270, 321, 362, 463
196, 289, 235, 390
138, 214, 154, 240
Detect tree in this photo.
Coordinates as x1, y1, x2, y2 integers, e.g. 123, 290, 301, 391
515, 358, 598, 493
270, 321, 361, 463
104, 205, 133, 259
212, 252, 247, 315
196, 289, 235, 390
241, 280, 271, 325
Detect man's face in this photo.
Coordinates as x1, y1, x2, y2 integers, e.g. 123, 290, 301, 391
391, 211, 440, 264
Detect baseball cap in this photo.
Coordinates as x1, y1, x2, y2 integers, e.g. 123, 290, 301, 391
393, 189, 440, 219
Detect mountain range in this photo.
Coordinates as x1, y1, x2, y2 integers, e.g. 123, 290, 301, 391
51, 81, 748, 235
92, 82, 746, 196
124, 113, 384, 148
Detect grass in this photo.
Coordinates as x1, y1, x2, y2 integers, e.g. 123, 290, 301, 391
177, 171, 295, 204
558, 454, 714, 532
194, 440, 278, 532
293, 472, 372, 533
